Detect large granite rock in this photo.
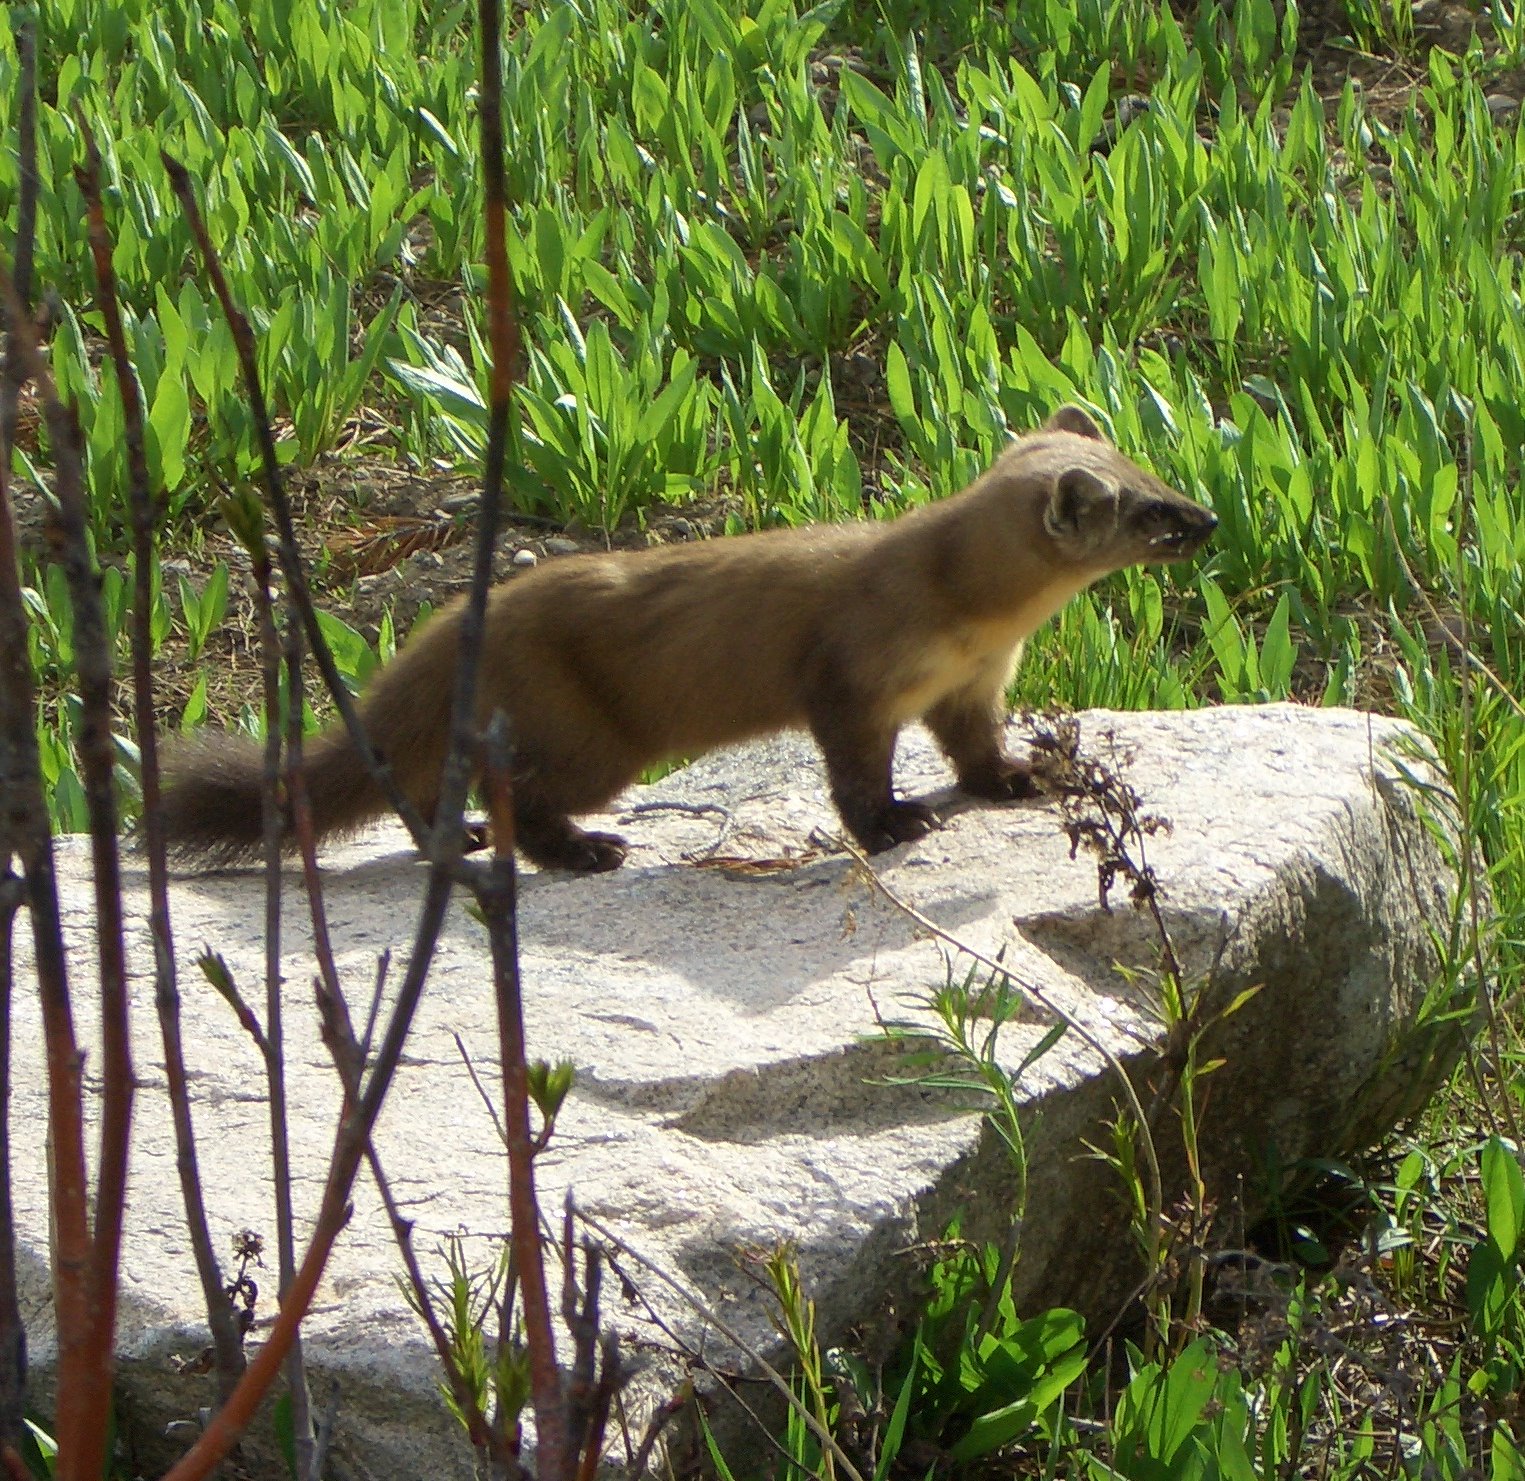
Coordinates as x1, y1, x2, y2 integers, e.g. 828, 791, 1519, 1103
8, 704, 1466, 1476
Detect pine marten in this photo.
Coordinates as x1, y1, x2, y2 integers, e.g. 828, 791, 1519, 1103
160, 406, 1216, 872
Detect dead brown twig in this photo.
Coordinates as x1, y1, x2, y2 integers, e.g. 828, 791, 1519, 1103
286, 705, 511, 1471
156, 151, 464, 1481
75, 114, 249, 1413
0, 232, 134, 1481
157, 0, 629, 1471
0, 18, 39, 1458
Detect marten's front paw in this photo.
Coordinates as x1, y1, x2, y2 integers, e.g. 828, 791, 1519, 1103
857, 799, 940, 853
960, 758, 1036, 802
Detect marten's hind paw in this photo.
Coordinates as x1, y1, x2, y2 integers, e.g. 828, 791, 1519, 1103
572, 831, 629, 873
520, 825, 628, 873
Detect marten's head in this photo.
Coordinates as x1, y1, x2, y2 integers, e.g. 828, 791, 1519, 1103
1035, 406, 1218, 573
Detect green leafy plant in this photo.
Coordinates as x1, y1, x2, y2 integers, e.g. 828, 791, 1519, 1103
899, 1239, 1086, 1464
1465, 1135, 1525, 1396
177, 562, 229, 663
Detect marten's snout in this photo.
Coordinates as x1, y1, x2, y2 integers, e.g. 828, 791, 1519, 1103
1137, 496, 1217, 560
1169, 505, 1218, 555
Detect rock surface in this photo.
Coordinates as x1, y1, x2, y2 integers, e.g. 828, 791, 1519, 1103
9, 704, 1464, 1477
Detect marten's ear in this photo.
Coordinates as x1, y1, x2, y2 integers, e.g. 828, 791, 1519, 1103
1043, 467, 1117, 549
1044, 405, 1107, 442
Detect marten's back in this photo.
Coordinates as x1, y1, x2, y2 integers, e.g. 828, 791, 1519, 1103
474, 521, 885, 758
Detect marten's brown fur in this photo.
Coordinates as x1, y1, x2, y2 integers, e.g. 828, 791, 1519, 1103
160, 407, 1216, 872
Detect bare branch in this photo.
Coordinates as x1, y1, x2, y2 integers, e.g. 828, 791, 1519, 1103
75, 113, 247, 1409
476, 719, 568, 1471
0, 258, 133, 1481
0, 17, 39, 1454
158, 152, 433, 854
271, 615, 314, 1475
290, 708, 507, 1471
159, 869, 455, 1481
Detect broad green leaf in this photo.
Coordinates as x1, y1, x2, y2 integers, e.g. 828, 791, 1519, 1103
148, 368, 190, 492
884, 342, 916, 428
1482, 1136, 1525, 1263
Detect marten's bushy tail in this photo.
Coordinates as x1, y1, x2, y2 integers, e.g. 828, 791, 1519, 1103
158, 727, 387, 867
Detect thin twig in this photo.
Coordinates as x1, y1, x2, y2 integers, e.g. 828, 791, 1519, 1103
601, 1259, 830, 1479
463, 0, 583, 1469
453, 1030, 508, 1147
0, 260, 132, 1481
0, 18, 39, 1453
625, 1389, 690, 1477
274, 617, 315, 1476
477, 720, 569, 1473
160, 870, 456, 1481
576, 1208, 869, 1481
834, 834, 1165, 1257
158, 153, 434, 855
76, 113, 246, 1408
308, 1380, 341, 1481
290, 728, 506, 1470
0, 889, 24, 1457
429, 0, 522, 868
360, 949, 390, 1064
157, 156, 466, 1480
197, 951, 268, 1057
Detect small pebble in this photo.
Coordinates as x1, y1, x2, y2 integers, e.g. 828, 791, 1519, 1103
838, 351, 881, 388
439, 492, 478, 514
161, 558, 192, 577
1487, 94, 1520, 126
544, 536, 580, 555
669, 519, 695, 540
512, 548, 538, 567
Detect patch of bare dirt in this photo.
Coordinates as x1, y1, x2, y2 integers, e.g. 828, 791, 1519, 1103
129, 452, 742, 734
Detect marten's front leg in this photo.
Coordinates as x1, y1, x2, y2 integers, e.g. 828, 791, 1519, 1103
924, 686, 1035, 802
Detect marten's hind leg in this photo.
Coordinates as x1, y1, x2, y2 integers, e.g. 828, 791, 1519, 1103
412, 760, 626, 870
515, 797, 628, 873
509, 728, 639, 873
